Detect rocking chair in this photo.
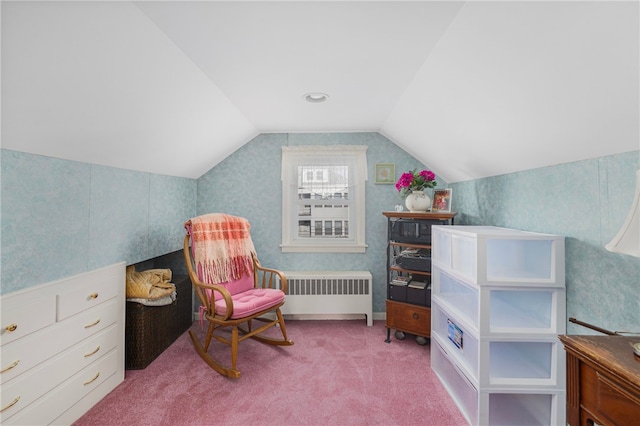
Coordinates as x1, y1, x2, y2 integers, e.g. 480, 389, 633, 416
183, 213, 293, 378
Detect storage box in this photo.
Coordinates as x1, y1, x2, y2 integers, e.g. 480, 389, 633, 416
406, 280, 431, 306
389, 281, 407, 302
390, 219, 441, 244
397, 249, 431, 272
125, 275, 193, 369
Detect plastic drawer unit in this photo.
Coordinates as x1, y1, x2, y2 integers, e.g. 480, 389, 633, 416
430, 225, 566, 426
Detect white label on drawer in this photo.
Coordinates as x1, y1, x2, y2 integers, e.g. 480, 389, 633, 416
448, 319, 463, 351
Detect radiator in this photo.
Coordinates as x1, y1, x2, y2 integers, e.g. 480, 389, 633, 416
279, 271, 373, 326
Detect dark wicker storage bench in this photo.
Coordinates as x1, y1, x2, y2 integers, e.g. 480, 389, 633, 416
125, 275, 193, 369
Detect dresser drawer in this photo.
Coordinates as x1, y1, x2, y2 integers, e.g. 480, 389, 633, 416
1, 298, 119, 385
56, 265, 122, 321
1, 294, 55, 347
580, 362, 640, 426
386, 300, 431, 337
1, 325, 119, 423
2, 348, 120, 426
0, 262, 125, 425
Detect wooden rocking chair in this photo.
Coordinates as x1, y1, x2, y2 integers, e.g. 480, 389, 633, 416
183, 214, 293, 378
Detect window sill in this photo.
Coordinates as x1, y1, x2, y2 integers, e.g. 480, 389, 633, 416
280, 243, 367, 253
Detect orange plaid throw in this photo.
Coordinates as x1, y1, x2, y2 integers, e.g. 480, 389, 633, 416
185, 213, 256, 284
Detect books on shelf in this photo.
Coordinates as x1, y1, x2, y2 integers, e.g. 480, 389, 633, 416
391, 276, 410, 286
408, 280, 428, 290
400, 248, 431, 257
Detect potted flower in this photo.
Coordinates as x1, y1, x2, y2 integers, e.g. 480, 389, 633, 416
395, 169, 437, 212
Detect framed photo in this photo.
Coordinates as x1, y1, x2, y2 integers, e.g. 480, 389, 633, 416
432, 188, 453, 212
375, 163, 395, 184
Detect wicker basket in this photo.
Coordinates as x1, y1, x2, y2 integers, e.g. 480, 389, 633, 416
125, 275, 193, 369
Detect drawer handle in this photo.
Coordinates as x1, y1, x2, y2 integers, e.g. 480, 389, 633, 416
0, 359, 20, 374
0, 396, 20, 413
84, 372, 100, 386
412, 313, 419, 319
88, 292, 99, 300
84, 318, 101, 328
84, 346, 101, 358
5, 323, 17, 333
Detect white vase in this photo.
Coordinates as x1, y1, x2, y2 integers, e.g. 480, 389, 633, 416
405, 190, 431, 212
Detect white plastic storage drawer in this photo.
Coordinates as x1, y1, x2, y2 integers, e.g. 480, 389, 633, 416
488, 288, 562, 334
481, 340, 563, 387
486, 238, 554, 282
432, 340, 478, 426
431, 227, 451, 267
432, 226, 565, 287
432, 267, 478, 328
432, 302, 479, 382
481, 391, 564, 426
451, 234, 477, 279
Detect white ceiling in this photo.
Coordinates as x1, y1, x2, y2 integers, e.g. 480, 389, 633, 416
2, 1, 638, 182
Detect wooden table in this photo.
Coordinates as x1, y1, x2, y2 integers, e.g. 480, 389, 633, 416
559, 335, 640, 426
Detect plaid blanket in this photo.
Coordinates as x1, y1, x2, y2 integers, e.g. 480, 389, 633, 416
185, 213, 256, 284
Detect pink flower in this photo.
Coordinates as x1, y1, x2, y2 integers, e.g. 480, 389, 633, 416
419, 170, 435, 181
395, 168, 437, 198
395, 172, 414, 191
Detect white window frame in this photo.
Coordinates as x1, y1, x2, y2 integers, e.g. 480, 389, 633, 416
281, 145, 368, 253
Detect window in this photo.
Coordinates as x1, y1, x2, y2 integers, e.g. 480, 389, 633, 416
281, 145, 368, 253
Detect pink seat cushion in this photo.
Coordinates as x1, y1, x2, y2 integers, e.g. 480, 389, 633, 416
214, 288, 285, 318
202, 273, 284, 319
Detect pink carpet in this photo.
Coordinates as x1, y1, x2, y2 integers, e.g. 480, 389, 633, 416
74, 320, 467, 426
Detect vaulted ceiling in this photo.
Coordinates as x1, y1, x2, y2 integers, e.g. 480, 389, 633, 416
2, 1, 638, 182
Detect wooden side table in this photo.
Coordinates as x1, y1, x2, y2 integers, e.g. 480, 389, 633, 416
559, 335, 640, 425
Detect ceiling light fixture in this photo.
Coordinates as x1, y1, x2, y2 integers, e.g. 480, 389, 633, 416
303, 92, 329, 103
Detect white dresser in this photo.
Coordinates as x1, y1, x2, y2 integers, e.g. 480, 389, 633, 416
1, 262, 125, 425
430, 226, 566, 426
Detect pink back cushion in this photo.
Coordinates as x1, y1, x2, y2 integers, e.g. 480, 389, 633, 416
204, 273, 255, 302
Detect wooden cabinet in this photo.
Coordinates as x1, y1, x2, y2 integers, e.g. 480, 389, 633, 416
559, 335, 640, 426
0, 263, 125, 425
382, 211, 455, 343
385, 300, 430, 337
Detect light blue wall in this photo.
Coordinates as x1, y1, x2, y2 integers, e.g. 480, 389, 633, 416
1, 149, 197, 294
196, 133, 442, 312
450, 150, 640, 334
4, 141, 637, 331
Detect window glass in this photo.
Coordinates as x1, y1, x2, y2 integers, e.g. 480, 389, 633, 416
281, 145, 367, 253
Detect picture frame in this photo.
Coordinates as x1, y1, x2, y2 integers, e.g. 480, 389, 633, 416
375, 163, 395, 184
432, 188, 453, 212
